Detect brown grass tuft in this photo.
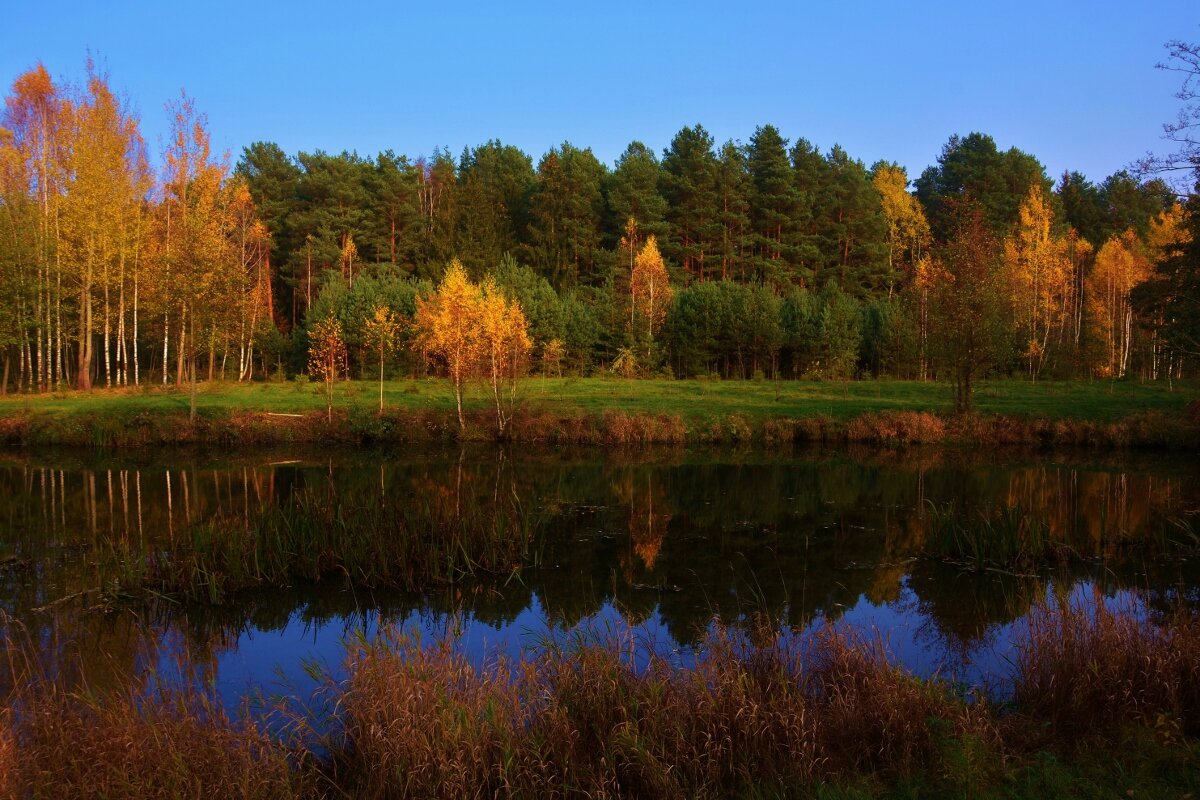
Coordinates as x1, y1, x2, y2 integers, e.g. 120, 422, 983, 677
5, 683, 302, 799
600, 411, 687, 444
845, 411, 946, 444
329, 622, 1002, 798
1012, 597, 1200, 746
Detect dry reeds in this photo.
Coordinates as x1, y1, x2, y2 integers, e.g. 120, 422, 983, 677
0, 617, 303, 800
6, 685, 301, 799
845, 411, 946, 444
1012, 598, 1200, 746
2, 602, 1198, 797
328, 623, 998, 799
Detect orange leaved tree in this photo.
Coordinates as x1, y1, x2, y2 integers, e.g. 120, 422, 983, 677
479, 277, 531, 434
308, 315, 347, 422
630, 235, 671, 358
414, 259, 483, 430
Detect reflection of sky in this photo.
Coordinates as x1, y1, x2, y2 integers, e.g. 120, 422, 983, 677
209, 595, 688, 713
200, 581, 1154, 716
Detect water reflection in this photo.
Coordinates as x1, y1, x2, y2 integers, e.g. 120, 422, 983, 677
1, 445, 1197, 704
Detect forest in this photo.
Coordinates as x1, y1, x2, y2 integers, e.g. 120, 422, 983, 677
1, 54, 1198, 412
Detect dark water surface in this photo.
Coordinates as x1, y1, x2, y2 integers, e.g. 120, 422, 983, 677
2, 444, 1197, 709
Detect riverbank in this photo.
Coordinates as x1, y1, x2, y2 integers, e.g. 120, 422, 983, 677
0, 378, 1195, 448
3, 599, 1198, 799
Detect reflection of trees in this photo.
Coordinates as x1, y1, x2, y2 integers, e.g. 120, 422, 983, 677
612, 469, 672, 574
2, 445, 1199, 693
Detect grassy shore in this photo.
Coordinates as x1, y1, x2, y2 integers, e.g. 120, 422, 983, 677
0, 377, 1195, 448
3, 599, 1198, 798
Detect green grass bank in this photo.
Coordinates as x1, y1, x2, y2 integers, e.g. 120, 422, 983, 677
0, 377, 1196, 448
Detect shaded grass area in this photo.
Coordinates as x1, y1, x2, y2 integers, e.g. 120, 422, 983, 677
2, 600, 1199, 798
0, 377, 1196, 448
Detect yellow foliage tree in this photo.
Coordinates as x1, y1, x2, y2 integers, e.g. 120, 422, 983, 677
630, 235, 671, 358
1144, 203, 1193, 263
479, 277, 532, 434
60, 64, 149, 392
1003, 185, 1073, 379
414, 259, 483, 430
362, 303, 401, 412
308, 315, 347, 422
872, 163, 931, 293
1087, 231, 1152, 378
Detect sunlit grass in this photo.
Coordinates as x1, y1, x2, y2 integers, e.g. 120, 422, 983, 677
0, 376, 1190, 424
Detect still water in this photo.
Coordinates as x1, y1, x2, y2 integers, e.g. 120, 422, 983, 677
1, 444, 1197, 708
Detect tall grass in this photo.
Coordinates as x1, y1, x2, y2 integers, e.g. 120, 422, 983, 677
323, 623, 999, 799
925, 501, 1063, 571
0, 615, 305, 799
1012, 598, 1200, 746
2, 600, 1198, 797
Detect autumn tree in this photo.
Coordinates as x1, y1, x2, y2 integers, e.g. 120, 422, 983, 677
1131, 202, 1197, 377
362, 302, 401, 411
2, 64, 67, 391
1003, 184, 1073, 379
1088, 230, 1152, 378
308, 315, 347, 422
224, 178, 273, 381
872, 162, 931, 291
873, 163, 933, 377
158, 92, 229, 420
414, 259, 483, 429
59, 65, 149, 391
478, 278, 531, 434
541, 337, 565, 378
928, 201, 1011, 412
630, 235, 672, 358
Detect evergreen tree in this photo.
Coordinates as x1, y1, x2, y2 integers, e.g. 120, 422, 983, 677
788, 138, 826, 285
818, 145, 889, 295
715, 141, 752, 281
1056, 170, 1106, 247
366, 150, 422, 269
527, 143, 607, 288
608, 141, 667, 242
915, 132, 1052, 239
661, 125, 720, 281
456, 141, 535, 273
746, 125, 800, 285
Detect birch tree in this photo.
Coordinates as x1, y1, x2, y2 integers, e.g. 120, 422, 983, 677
414, 259, 483, 430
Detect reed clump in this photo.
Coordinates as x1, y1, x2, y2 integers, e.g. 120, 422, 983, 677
5, 685, 302, 799
844, 410, 946, 444
925, 501, 1065, 571
1012, 599, 1200, 746
0, 619, 303, 800
3, 601, 1199, 797
326, 623, 998, 799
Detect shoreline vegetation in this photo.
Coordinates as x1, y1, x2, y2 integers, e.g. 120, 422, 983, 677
2, 599, 1197, 798
0, 378, 1196, 449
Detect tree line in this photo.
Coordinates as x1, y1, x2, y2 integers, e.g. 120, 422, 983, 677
1, 54, 1197, 410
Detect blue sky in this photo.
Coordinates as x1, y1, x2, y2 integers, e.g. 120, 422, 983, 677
2, 1, 1196, 183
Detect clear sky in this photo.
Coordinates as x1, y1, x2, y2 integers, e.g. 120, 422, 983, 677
2, 1, 1196, 184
